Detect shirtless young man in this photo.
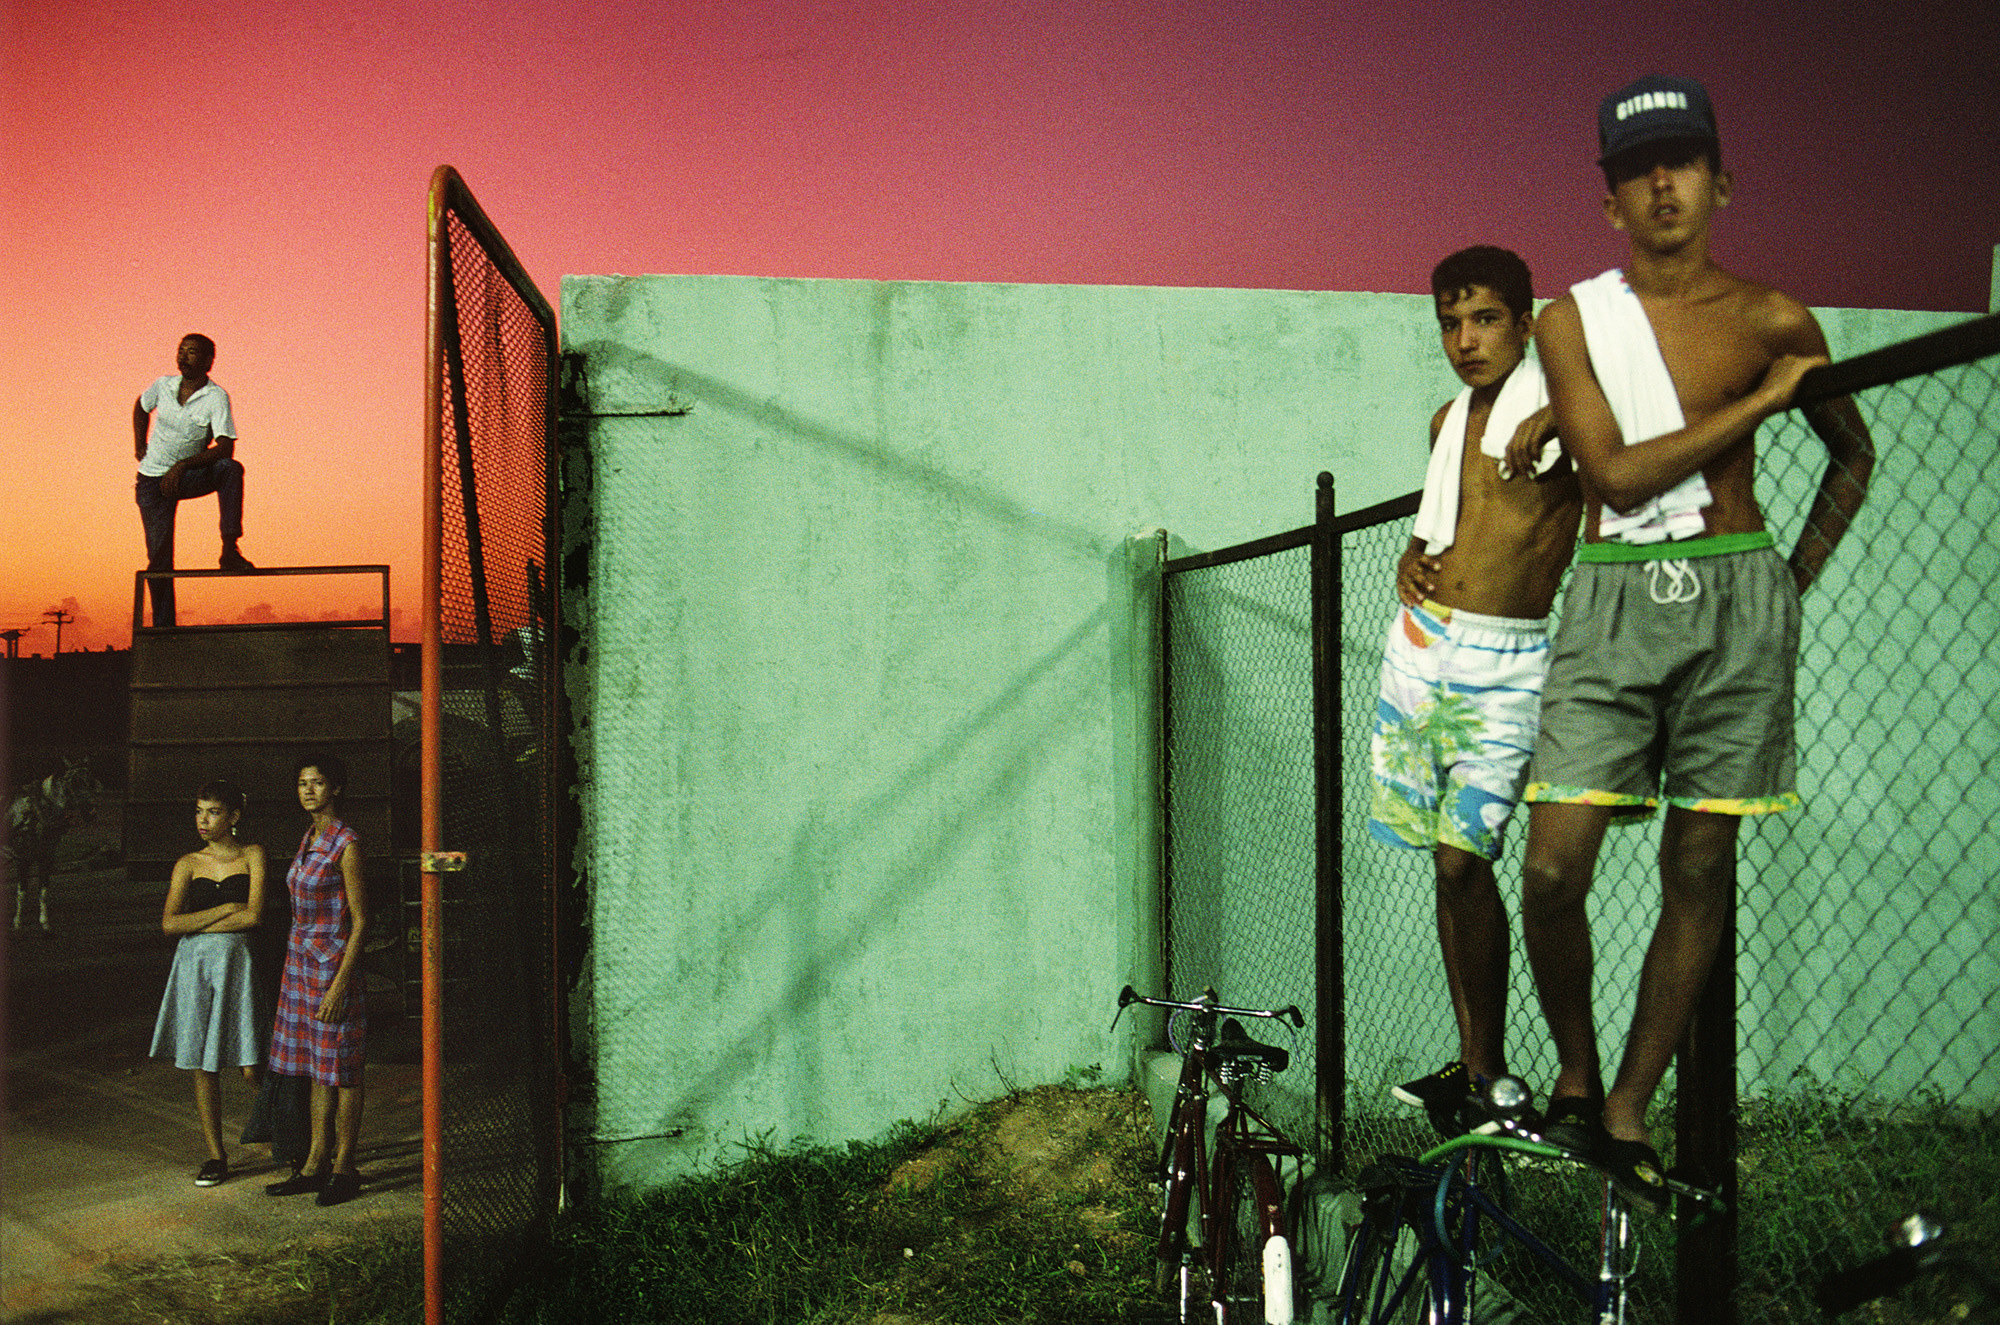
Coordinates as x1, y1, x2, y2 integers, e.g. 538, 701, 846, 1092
1519, 75, 1874, 1204
1368, 246, 1582, 1135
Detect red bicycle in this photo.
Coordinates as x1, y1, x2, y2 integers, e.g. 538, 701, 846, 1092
1117, 985, 1307, 1324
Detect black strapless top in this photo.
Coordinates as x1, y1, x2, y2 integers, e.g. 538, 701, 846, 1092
185, 873, 251, 912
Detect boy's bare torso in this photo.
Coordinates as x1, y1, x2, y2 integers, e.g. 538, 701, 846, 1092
1430, 392, 1582, 620
1590, 268, 1802, 541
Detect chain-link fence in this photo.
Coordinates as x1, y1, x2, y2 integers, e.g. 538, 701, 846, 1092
1162, 312, 2000, 1321
424, 165, 566, 1324
1162, 530, 1321, 1150
1732, 317, 2000, 1320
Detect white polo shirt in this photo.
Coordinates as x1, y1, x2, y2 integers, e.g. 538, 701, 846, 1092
138, 375, 236, 477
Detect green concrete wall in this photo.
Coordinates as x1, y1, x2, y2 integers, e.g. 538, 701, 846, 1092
563, 273, 1991, 1187
564, 276, 1442, 1186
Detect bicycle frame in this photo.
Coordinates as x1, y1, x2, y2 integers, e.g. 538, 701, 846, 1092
1126, 986, 1305, 1325
1169, 1053, 1305, 1306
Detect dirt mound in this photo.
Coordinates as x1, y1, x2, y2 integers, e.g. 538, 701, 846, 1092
888, 1082, 1149, 1204
860, 1083, 1162, 1323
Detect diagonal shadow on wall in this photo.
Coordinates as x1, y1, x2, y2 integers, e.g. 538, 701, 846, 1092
596, 604, 1110, 1147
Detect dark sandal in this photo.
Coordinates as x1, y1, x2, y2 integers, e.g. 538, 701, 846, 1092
1542, 1092, 1604, 1153
1595, 1135, 1670, 1212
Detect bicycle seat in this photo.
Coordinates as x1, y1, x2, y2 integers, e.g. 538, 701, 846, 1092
1217, 1018, 1290, 1078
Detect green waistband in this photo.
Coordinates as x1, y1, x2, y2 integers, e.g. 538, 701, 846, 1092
1578, 531, 1775, 563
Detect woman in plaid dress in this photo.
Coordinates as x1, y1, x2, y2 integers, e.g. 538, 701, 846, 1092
265, 754, 368, 1207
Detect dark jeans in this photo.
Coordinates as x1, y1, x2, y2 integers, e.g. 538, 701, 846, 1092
135, 459, 245, 627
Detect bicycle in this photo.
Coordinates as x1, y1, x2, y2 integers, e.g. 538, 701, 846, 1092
1817, 1212, 1999, 1323
1116, 985, 1308, 1324
1332, 1075, 1724, 1324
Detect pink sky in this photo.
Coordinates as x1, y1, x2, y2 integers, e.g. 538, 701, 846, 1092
3, 0, 1994, 655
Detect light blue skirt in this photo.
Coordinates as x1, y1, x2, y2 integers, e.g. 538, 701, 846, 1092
150, 932, 260, 1072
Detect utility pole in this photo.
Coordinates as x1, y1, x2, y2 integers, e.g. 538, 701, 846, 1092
42, 607, 74, 656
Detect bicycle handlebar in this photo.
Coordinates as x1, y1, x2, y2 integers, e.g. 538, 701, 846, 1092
1418, 1131, 1569, 1166
1116, 984, 1305, 1029
1816, 1213, 1999, 1319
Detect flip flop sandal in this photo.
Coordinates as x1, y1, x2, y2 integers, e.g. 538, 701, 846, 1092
1542, 1093, 1604, 1154
1596, 1135, 1670, 1212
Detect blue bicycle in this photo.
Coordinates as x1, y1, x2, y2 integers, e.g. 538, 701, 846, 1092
1332, 1077, 1723, 1324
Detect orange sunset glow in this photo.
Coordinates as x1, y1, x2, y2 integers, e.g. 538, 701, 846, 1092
3, 1, 1995, 656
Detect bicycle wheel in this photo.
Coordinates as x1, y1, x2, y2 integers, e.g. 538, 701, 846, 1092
1216, 1153, 1295, 1324
1155, 1102, 1200, 1309
1333, 1197, 1438, 1324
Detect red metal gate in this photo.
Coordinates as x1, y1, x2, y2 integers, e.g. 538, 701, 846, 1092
422, 164, 565, 1325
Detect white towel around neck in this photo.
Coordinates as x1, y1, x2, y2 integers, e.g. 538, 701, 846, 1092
1411, 357, 1556, 555
1571, 269, 1711, 544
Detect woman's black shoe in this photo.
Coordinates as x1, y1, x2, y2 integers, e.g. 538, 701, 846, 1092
266, 1166, 327, 1196
316, 1171, 364, 1207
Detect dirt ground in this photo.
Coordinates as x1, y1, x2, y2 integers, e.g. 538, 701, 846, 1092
2, 810, 423, 1324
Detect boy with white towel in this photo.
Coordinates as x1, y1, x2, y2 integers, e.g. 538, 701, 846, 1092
1368, 246, 1582, 1137
1517, 75, 1874, 1206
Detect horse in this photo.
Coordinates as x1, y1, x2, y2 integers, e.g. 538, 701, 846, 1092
5, 758, 103, 931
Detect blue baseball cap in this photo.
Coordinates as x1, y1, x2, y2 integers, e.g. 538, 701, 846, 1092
1597, 75, 1720, 166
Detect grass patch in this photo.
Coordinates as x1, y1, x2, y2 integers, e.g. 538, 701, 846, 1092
38, 1232, 425, 1325
1735, 1076, 2000, 1323
494, 1083, 1167, 1325
49, 1080, 1991, 1322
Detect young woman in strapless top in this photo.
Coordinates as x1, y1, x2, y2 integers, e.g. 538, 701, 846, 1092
149, 779, 266, 1187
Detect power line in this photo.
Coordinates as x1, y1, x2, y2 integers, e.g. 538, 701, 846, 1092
41, 607, 74, 656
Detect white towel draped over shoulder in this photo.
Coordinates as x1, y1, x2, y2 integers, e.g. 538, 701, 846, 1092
1570, 268, 1711, 544
1411, 358, 1554, 555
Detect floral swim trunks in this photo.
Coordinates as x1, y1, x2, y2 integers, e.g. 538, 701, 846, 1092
1368, 599, 1552, 861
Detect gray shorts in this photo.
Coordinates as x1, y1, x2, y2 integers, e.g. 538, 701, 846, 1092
1524, 542, 1801, 817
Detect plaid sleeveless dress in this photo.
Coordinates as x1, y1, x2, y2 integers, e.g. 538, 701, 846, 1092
268, 819, 367, 1086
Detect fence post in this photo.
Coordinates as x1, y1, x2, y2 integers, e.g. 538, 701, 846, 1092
1311, 470, 1345, 1168
1676, 871, 1739, 1324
